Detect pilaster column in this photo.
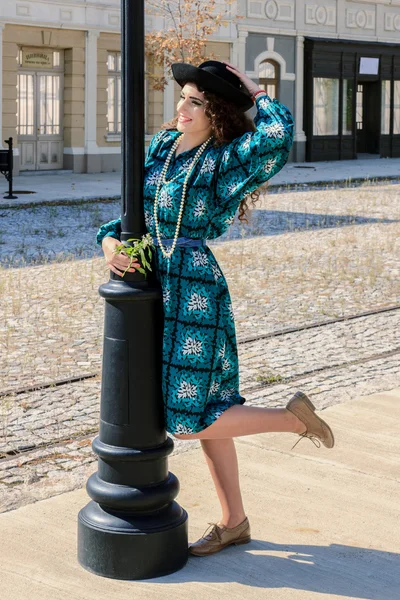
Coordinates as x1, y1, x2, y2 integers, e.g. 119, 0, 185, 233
0, 24, 5, 149
237, 29, 248, 73
231, 31, 240, 67
85, 30, 100, 158
163, 72, 175, 123
294, 35, 307, 145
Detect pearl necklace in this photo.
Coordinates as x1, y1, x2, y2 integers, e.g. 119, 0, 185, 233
153, 133, 212, 260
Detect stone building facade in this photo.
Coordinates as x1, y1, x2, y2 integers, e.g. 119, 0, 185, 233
0, 1, 399, 173
0, 1, 233, 174
238, 0, 400, 162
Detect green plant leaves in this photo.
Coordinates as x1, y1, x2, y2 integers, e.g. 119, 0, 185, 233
113, 235, 155, 279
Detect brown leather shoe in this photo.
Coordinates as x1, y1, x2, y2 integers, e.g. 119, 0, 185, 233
286, 391, 335, 449
189, 517, 251, 556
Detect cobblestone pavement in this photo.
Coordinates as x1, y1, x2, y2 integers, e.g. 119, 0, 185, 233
1, 308, 400, 513
1, 184, 399, 393
1, 181, 399, 268
1, 183, 399, 512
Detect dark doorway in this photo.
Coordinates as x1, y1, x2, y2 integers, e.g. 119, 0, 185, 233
356, 81, 381, 155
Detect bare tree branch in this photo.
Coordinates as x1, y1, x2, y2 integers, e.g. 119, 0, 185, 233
145, 0, 236, 90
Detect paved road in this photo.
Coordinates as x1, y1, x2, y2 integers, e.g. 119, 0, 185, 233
3, 193, 397, 268
1, 307, 399, 513
1, 182, 399, 513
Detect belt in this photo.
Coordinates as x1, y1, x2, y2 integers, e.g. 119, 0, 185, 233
152, 236, 206, 248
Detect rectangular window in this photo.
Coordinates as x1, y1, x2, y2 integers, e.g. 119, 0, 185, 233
313, 78, 339, 136
107, 52, 121, 134
39, 75, 60, 135
381, 80, 391, 135
17, 74, 34, 136
342, 79, 354, 135
394, 81, 400, 135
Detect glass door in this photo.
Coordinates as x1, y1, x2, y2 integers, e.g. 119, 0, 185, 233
17, 72, 63, 170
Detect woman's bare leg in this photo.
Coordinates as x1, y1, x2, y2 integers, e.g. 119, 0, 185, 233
176, 406, 307, 528
200, 437, 246, 528
175, 405, 306, 440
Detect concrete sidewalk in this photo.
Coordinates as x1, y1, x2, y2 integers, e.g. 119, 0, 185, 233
1, 388, 399, 599
2, 156, 400, 209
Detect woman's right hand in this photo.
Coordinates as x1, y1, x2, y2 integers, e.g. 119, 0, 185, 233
101, 236, 141, 277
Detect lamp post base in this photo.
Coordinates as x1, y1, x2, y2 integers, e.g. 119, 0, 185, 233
78, 500, 188, 580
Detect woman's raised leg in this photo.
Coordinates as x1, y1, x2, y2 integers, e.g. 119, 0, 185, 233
177, 404, 306, 440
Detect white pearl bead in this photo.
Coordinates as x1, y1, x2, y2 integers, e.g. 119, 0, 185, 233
153, 133, 212, 259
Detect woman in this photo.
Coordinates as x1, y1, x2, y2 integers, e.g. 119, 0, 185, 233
96, 60, 335, 557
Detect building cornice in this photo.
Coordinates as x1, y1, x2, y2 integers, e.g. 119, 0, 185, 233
0, 0, 121, 33
241, 0, 400, 41
2, 1, 400, 43
0, 1, 236, 36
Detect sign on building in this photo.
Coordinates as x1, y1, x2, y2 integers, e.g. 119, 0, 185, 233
22, 49, 53, 68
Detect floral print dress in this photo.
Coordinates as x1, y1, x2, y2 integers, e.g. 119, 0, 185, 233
96, 94, 294, 434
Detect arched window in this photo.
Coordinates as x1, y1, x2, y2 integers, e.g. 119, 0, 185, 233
258, 59, 279, 99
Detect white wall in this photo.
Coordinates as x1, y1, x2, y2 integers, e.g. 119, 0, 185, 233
242, 0, 400, 43
0, 0, 121, 32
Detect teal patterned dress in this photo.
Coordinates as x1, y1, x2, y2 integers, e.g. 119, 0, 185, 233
96, 94, 294, 435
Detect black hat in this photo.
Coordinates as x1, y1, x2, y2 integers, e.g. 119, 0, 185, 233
171, 60, 254, 112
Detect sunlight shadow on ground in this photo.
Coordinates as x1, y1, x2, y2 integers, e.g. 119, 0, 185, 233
217, 210, 399, 242
0, 205, 398, 268
145, 540, 399, 599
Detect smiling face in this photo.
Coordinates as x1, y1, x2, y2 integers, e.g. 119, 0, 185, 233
176, 83, 212, 137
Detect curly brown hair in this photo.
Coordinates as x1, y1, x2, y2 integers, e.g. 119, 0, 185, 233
161, 82, 268, 223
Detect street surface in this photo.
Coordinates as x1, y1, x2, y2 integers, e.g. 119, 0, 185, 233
1, 181, 399, 513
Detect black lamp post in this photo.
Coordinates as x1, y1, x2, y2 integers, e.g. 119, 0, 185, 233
77, 0, 189, 580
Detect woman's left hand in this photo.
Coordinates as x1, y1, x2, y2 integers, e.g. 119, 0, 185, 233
222, 61, 259, 96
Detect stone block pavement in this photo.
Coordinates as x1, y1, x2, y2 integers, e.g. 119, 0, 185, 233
1, 174, 399, 516
1, 388, 399, 599
1, 305, 400, 514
